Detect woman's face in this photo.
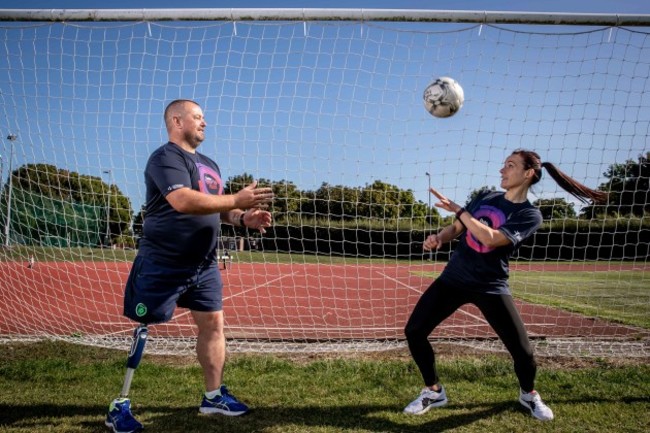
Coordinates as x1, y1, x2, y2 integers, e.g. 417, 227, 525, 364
500, 153, 533, 190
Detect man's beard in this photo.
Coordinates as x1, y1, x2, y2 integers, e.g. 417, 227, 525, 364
186, 131, 204, 149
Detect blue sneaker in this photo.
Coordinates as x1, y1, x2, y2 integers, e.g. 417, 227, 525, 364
199, 385, 249, 416
105, 398, 143, 433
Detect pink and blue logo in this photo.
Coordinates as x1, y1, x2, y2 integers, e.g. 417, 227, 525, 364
196, 163, 223, 195
465, 205, 506, 253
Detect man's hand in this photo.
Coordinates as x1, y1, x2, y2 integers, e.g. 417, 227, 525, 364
234, 181, 274, 210
242, 208, 273, 234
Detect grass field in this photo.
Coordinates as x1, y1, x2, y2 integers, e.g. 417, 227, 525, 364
0, 341, 649, 433
411, 267, 650, 330
1, 247, 648, 431
510, 270, 650, 329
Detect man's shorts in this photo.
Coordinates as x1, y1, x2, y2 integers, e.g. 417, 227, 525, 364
123, 255, 223, 324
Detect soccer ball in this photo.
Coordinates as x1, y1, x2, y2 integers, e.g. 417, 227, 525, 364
423, 77, 464, 118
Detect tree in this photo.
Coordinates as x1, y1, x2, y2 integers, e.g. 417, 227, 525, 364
581, 152, 649, 218
533, 198, 576, 220
218, 173, 437, 224
223, 172, 255, 195
262, 178, 302, 219
0, 163, 133, 247
313, 183, 361, 220
360, 180, 402, 219
467, 186, 497, 204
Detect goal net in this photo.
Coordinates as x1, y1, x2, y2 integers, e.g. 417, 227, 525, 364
0, 9, 648, 357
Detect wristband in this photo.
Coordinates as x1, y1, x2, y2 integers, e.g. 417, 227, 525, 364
238, 212, 246, 228
455, 207, 467, 228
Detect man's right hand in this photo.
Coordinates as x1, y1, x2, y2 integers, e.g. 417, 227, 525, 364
234, 181, 274, 209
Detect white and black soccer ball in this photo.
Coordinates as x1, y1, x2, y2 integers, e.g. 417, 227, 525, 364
423, 77, 464, 118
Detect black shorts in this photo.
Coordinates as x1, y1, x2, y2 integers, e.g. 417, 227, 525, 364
123, 255, 223, 324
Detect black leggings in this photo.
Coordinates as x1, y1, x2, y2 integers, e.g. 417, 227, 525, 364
404, 278, 537, 392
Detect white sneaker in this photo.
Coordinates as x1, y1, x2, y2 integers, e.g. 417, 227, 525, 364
519, 390, 554, 421
403, 386, 448, 415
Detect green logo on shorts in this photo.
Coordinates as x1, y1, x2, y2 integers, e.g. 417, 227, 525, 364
135, 303, 148, 317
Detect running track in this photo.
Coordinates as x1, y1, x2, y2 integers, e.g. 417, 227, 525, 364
0, 261, 648, 342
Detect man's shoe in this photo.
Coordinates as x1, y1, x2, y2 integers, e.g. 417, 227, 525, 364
403, 386, 448, 415
199, 385, 249, 416
105, 398, 143, 433
519, 389, 554, 421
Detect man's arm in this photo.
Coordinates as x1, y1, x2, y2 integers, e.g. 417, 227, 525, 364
165, 181, 273, 215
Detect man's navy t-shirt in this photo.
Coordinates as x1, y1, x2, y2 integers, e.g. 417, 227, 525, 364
439, 190, 542, 295
138, 142, 224, 266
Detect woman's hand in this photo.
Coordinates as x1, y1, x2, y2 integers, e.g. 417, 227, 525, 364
423, 233, 443, 251
429, 187, 463, 214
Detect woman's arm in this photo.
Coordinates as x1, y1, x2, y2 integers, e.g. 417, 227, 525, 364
456, 209, 511, 249
423, 219, 465, 251
429, 187, 511, 250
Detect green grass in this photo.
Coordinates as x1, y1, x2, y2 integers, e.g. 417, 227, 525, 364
0, 246, 389, 265
413, 267, 650, 330
510, 270, 650, 329
0, 341, 648, 432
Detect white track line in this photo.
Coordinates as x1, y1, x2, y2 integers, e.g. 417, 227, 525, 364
376, 271, 420, 292
376, 271, 488, 324
96, 272, 301, 328
224, 272, 300, 300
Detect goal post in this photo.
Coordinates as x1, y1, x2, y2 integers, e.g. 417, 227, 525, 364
0, 8, 648, 357
2, 8, 650, 25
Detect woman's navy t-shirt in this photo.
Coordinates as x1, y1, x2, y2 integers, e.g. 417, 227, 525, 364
138, 142, 224, 266
439, 190, 542, 295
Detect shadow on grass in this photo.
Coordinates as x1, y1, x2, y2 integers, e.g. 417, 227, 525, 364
0, 400, 520, 433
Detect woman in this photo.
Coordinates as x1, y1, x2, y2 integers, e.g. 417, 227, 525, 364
403, 149, 606, 421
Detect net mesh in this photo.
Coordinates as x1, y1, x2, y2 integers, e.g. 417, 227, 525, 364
0, 16, 648, 356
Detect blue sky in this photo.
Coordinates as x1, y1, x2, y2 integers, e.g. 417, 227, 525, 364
1, 1, 649, 215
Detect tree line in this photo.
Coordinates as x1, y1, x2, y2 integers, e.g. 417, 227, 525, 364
0, 152, 647, 249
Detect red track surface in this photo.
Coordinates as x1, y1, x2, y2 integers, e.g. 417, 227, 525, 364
0, 261, 647, 342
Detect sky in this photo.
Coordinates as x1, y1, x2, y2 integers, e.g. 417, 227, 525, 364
1, 1, 649, 217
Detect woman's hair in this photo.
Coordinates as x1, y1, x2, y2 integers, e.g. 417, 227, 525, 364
512, 149, 608, 204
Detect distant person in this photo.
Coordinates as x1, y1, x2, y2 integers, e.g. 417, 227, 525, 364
403, 149, 607, 421
221, 249, 231, 270
105, 99, 273, 433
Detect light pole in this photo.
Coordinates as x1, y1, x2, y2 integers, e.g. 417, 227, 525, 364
103, 170, 112, 247
4, 134, 17, 247
425, 171, 431, 213
425, 171, 432, 260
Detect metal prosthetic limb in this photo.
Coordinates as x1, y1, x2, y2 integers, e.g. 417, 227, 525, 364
120, 324, 148, 398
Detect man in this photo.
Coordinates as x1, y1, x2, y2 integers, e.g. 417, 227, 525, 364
105, 99, 273, 433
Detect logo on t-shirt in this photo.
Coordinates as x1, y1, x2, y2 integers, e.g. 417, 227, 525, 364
465, 205, 506, 254
196, 162, 223, 195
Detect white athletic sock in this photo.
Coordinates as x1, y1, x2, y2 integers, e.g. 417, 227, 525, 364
205, 388, 221, 399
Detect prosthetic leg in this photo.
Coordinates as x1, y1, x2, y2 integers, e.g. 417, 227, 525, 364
105, 325, 148, 433
121, 324, 149, 397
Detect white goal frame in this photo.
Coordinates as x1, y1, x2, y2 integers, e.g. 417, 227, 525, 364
1, 8, 648, 357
